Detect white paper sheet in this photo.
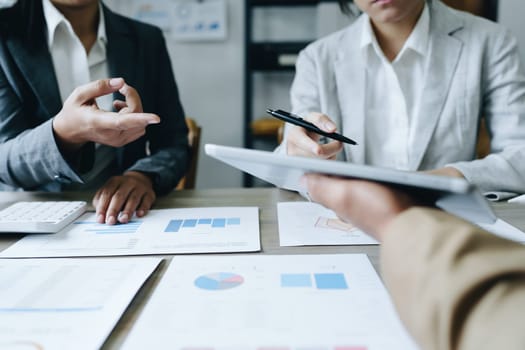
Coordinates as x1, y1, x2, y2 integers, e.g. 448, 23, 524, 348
278, 202, 378, 246
0, 257, 160, 350
508, 193, 525, 204
122, 254, 417, 350
0, 207, 260, 258
477, 218, 525, 244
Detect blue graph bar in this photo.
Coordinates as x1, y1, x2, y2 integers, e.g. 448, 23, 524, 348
164, 217, 241, 232
314, 273, 348, 290
212, 218, 226, 228
165, 220, 183, 232
80, 221, 142, 234
227, 218, 241, 225
183, 219, 198, 228
281, 274, 312, 287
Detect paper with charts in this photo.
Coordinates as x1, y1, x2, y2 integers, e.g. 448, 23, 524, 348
122, 254, 417, 350
0, 207, 260, 258
0, 257, 160, 350
278, 202, 378, 246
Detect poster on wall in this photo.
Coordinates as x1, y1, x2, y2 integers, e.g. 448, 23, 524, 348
172, 0, 227, 41
129, 0, 227, 42
131, 0, 173, 32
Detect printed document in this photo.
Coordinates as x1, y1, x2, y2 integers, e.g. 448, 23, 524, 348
278, 202, 378, 246
122, 254, 417, 350
0, 207, 260, 257
0, 258, 160, 350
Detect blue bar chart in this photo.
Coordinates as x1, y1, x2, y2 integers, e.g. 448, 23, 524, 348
74, 221, 142, 235
164, 217, 241, 233
281, 273, 348, 290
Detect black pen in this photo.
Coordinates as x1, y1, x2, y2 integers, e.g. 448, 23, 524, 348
266, 109, 358, 145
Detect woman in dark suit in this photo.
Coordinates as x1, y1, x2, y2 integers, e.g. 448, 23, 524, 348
0, 0, 190, 225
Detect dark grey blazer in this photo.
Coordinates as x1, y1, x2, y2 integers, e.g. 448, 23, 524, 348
0, 0, 189, 195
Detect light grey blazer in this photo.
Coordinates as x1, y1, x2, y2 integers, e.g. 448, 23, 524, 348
282, 0, 525, 194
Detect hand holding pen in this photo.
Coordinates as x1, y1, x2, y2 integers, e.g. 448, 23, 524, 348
268, 109, 357, 160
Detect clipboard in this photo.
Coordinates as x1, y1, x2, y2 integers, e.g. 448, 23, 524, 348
205, 144, 496, 224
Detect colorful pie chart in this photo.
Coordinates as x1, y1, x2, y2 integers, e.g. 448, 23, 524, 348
194, 272, 244, 290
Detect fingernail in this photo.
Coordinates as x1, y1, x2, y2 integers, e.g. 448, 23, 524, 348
107, 216, 117, 225
109, 78, 123, 87
324, 121, 336, 131
97, 214, 105, 223
148, 118, 160, 125
137, 210, 145, 217
119, 213, 129, 223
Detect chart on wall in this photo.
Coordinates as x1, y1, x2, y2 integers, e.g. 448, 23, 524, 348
121, 254, 418, 350
0, 258, 161, 350
0, 207, 260, 258
128, 0, 227, 41
278, 202, 378, 246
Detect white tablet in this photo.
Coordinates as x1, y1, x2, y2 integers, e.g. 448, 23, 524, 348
205, 144, 496, 224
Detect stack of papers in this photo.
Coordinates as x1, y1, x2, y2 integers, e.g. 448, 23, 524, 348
0, 258, 160, 350
278, 202, 378, 246
0, 207, 260, 257
122, 254, 417, 350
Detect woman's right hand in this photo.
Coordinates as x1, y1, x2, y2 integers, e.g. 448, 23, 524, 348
286, 112, 343, 159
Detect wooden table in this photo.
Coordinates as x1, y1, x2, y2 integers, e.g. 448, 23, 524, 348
0, 188, 523, 348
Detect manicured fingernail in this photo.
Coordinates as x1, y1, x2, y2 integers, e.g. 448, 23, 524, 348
324, 121, 336, 131
110, 78, 123, 87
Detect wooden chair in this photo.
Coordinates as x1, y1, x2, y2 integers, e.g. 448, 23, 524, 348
176, 117, 202, 190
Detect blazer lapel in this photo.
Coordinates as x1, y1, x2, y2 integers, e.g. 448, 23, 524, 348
334, 20, 366, 164
104, 5, 137, 90
4, 2, 62, 118
104, 5, 139, 166
409, 0, 464, 170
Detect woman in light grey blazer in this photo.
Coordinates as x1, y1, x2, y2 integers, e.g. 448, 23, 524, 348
280, 0, 525, 196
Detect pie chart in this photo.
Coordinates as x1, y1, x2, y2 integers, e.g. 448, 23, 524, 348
194, 272, 244, 290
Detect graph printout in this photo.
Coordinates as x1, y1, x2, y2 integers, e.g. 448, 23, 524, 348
0, 258, 161, 350
278, 202, 378, 246
122, 254, 417, 350
0, 207, 260, 258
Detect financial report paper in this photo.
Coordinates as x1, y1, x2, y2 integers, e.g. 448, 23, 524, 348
0, 258, 161, 350
278, 202, 378, 246
0, 207, 260, 258
122, 254, 417, 350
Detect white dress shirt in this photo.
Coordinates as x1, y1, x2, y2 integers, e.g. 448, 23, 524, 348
361, 4, 429, 170
43, 0, 116, 189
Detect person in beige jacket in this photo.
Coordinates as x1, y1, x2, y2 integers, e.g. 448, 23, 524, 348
303, 173, 525, 350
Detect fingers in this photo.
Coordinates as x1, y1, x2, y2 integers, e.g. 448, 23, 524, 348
303, 174, 416, 240
286, 112, 343, 158
118, 83, 143, 113
92, 175, 156, 225
113, 100, 128, 112
91, 110, 160, 130
93, 177, 121, 224
306, 112, 337, 132
71, 78, 124, 105
287, 126, 343, 158
304, 174, 351, 211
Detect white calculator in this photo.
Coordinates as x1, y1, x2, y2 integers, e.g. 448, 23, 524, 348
0, 201, 87, 233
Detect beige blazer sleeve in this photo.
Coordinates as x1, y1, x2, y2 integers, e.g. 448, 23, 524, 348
381, 208, 525, 350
